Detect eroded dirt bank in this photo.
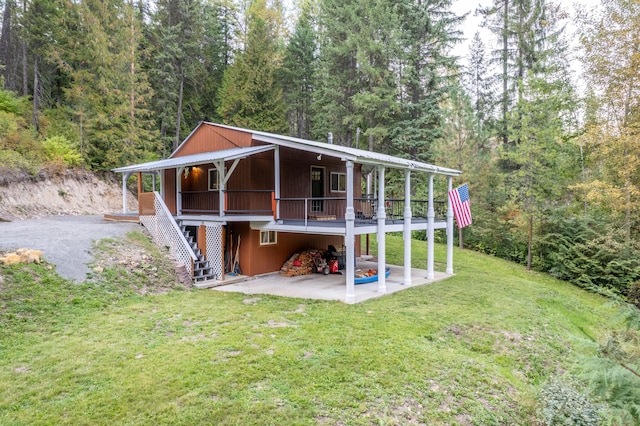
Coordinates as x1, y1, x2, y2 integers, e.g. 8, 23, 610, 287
0, 170, 138, 221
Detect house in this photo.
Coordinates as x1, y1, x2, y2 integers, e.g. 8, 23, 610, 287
112, 122, 461, 301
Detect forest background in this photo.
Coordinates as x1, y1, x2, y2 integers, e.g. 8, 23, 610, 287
1, 0, 640, 317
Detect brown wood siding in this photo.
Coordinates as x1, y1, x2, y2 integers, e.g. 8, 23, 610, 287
173, 124, 252, 157
279, 147, 362, 198
138, 192, 155, 215
230, 223, 347, 276
164, 169, 177, 214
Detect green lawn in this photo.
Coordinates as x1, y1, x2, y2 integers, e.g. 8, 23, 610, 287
0, 232, 616, 425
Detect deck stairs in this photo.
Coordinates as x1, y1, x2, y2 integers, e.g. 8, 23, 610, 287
178, 221, 216, 282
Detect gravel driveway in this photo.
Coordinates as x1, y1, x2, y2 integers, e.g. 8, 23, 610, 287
0, 215, 141, 282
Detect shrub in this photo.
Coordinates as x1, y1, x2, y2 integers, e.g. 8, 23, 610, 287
537, 378, 601, 425
0, 89, 22, 114
42, 135, 82, 167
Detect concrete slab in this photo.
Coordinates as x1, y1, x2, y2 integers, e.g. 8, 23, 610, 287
211, 261, 452, 304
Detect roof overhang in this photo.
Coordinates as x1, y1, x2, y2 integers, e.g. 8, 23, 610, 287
112, 145, 275, 174
225, 124, 461, 177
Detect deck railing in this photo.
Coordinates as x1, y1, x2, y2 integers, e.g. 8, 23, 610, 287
181, 189, 274, 215
277, 197, 447, 223
179, 190, 447, 222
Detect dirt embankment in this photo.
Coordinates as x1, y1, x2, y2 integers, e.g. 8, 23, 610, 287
0, 169, 138, 221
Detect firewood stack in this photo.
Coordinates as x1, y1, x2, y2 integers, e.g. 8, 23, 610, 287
280, 249, 327, 277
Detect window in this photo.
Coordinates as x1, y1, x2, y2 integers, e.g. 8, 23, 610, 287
330, 172, 346, 192
260, 230, 277, 246
208, 168, 220, 191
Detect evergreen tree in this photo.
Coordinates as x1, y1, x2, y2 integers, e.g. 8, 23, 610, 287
149, 0, 206, 152
217, 0, 287, 133
464, 32, 495, 147
281, 3, 317, 139
61, 0, 158, 169
390, 0, 462, 162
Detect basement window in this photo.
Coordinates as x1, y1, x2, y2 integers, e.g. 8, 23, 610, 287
330, 172, 346, 192
260, 230, 277, 246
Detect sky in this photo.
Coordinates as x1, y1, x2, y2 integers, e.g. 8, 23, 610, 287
451, 0, 603, 77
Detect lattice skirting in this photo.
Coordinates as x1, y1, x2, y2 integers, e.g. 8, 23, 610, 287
140, 196, 194, 277
206, 224, 224, 280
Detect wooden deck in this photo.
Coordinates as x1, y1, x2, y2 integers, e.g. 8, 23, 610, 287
103, 212, 140, 223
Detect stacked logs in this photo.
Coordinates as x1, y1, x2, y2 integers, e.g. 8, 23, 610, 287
280, 249, 326, 277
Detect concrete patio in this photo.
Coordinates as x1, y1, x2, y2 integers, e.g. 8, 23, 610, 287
210, 261, 452, 304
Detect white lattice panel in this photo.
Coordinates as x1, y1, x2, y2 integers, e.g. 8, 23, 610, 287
140, 194, 194, 277
206, 224, 224, 280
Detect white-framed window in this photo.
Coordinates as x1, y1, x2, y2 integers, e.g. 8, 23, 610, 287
208, 168, 220, 191
330, 172, 346, 192
259, 230, 277, 246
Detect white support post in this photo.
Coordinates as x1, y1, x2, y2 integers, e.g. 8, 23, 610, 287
215, 161, 225, 217
345, 160, 356, 301
377, 166, 386, 293
274, 146, 281, 220
122, 172, 130, 214
427, 173, 435, 280
177, 167, 184, 215
403, 169, 412, 285
446, 176, 454, 275
159, 171, 165, 199
152, 173, 156, 192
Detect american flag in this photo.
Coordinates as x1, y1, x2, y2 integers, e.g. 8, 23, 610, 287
448, 184, 472, 228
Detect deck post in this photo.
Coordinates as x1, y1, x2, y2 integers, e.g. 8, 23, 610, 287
216, 161, 225, 217
122, 172, 130, 214
274, 146, 281, 220
446, 176, 454, 275
427, 173, 435, 279
377, 166, 386, 293
177, 167, 183, 215
403, 169, 412, 285
159, 171, 164, 199
345, 160, 356, 301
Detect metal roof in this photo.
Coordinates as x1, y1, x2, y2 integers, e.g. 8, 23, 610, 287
210, 123, 462, 176
112, 145, 275, 174
113, 122, 461, 177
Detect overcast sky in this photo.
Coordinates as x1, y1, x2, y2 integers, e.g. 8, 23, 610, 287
451, 0, 603, 77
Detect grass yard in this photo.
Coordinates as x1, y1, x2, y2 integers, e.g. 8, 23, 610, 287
0, 231, 616, 425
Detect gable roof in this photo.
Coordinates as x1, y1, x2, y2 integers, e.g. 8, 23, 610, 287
112, 145, 275, 174
115, 122, 461, 177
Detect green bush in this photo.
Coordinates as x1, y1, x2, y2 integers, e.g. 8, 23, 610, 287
0, 111, 18, 139
537, 378, 601, 425
42, 135, 82, 167
0, 89, 22, 114
0, 149, 37, 175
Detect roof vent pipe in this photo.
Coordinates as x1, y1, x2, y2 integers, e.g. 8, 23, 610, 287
328, 132, 333, 144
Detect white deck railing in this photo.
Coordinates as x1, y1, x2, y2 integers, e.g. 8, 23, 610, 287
139, 191, 197, 278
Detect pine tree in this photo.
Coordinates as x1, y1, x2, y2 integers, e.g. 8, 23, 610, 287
465, 32, 495, 147
61, 0, 158, 169
217, 0, 287, 133
390, 0, 462, 162
281, 3, 317, 139
149, 0, 206, 152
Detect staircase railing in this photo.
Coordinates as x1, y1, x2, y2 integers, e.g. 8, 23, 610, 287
139, 191, 197, 278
